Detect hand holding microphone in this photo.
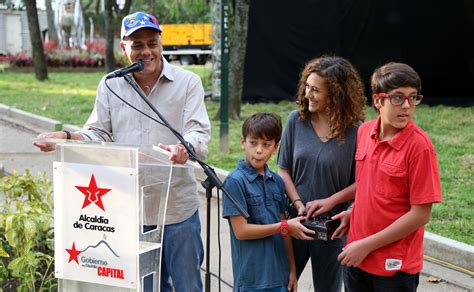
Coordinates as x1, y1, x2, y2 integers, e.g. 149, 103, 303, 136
105, 60, 145, 79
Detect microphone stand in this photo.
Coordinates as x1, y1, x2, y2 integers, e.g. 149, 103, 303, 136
123, 74, 249, 292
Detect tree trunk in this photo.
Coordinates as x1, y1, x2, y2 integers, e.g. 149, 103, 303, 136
96, 0, 101, 15
228, 0, 249, 120
45, 0, 59, 44
104, 0, 115, 72
24, 0, 48, 81
123, 0, 132, 16
117, 0, 132, 19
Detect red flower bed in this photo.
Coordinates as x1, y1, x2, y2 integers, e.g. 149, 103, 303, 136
2, 39, 125, 68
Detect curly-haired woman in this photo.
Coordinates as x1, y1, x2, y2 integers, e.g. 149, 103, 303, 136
278, 55, 366, 291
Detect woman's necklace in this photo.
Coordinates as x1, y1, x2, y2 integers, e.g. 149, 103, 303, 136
311, 116, 332, 141
317, 132, 331, 140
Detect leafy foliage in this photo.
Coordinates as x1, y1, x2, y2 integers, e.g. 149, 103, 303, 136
131, 0, 211, 23
0, 0, 24, 10
0, 170, 56, 291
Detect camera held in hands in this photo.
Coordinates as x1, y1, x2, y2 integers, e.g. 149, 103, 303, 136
302, 217, 341, 241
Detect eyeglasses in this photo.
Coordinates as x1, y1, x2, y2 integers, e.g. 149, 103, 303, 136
376, 93, 423, 106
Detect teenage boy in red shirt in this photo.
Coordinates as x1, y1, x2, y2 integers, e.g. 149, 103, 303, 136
334, 62, 442, 292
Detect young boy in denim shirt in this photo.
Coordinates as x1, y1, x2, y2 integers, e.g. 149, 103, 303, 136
335, 63, 442, 292
223, 113, 313, 291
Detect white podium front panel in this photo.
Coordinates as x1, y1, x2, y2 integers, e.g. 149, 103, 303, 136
54, 162, 138, 289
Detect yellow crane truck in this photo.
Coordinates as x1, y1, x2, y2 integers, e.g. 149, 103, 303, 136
161, 23, 212, 65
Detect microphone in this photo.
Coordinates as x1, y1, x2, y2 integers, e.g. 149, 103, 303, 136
105, 61, 145, 79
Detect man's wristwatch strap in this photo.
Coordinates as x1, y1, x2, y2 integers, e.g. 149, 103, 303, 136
62, 130, 71, 140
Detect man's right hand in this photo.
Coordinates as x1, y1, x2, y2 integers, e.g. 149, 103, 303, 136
33, 131, 68, 152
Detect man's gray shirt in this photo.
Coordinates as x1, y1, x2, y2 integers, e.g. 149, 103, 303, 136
78, 57, 211, 224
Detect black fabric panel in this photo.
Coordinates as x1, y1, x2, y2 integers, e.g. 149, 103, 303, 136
243, 0, 474, 105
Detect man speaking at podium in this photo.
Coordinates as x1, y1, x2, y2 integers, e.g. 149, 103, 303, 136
34, 11, 211, 292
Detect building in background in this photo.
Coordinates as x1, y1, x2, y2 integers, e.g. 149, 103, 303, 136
0, 9, 47, 55
0, 0, 85, 55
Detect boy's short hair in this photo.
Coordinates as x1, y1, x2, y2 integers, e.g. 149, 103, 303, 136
242, 113, 282, 144
371, 62, 422, 94
371, 62, 422, 112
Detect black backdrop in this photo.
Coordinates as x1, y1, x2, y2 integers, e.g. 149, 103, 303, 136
242, 0, 474, 105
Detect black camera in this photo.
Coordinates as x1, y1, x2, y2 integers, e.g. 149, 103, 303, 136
302, 217, 340, 241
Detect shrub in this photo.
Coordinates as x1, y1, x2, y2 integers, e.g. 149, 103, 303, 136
4, 39, 124, 69
0, 169, 56, 291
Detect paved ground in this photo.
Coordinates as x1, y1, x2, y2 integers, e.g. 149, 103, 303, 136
1, 118, 472, 291
0, 119, 55, 178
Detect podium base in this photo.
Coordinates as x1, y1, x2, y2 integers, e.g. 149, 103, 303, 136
59, 279, 135, 292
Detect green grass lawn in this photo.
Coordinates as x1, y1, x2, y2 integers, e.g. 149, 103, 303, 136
0, 70, 473, 245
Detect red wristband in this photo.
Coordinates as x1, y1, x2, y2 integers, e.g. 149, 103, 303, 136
278, 219, 289, 237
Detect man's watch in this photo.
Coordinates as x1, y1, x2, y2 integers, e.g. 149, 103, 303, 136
278, 219, 289, 238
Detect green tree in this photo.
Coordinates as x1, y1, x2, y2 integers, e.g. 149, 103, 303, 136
24, 0, 48, 81
213, 0, 249, 120
45, 0, 59, 44
0, 0, 22, 9
88, 0, 131, 71
228, 0, 249, 120
131, 0, 211, 23
104, 0, 115, 72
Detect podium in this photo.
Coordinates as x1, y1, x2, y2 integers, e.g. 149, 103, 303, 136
52, 140, 184, 291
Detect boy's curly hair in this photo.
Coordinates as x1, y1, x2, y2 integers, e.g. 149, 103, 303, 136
296, 56, 366, 141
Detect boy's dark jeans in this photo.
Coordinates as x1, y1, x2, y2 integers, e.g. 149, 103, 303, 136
344, 266, 419, 292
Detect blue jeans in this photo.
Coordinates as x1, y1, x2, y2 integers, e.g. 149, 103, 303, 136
144, 210, 204, 292
162, 210, 204, 291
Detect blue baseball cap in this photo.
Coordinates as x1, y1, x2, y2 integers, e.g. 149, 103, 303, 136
121, 12, 162, 39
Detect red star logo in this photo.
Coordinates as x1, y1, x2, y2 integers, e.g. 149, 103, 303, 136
65, 242, 82, 264
75, 174, 111, 211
